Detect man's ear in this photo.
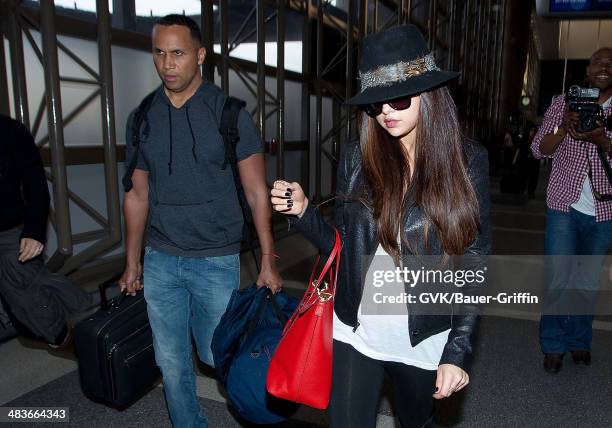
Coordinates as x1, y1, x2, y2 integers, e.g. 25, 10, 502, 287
198, 47, 206, 66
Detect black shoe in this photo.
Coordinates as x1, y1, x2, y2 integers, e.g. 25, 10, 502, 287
543, 353, 563, 373
571, 350, 591, 365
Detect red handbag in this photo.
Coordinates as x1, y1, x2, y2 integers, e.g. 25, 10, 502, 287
266, 229, 341, 409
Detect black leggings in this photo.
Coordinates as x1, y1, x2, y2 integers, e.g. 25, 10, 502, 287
329, 340, 436, 428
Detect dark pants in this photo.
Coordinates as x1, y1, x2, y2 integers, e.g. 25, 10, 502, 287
329, 340, 436, 428
526, 158, 540, 196
540, 209, 612, 353
0, 225, 90, 343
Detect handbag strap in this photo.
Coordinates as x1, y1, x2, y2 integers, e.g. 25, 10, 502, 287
312, 229, 341, 289
281, 230, 341, 335
297, 229, 342, 315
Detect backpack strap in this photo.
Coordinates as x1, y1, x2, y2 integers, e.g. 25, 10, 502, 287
219, 96, 259, 269
219, 96, 248, 218
220, 96, 246, 171
122, 90, 156, 193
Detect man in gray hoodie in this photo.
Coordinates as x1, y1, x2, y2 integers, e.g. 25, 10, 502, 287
119, 15, 282, 427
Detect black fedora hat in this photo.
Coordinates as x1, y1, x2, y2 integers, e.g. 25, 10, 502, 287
347, 24, 459, 106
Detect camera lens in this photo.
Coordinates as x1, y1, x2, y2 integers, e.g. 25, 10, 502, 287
580, 114, 597, 132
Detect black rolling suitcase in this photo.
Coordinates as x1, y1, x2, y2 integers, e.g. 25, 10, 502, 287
74, 280, 160, 408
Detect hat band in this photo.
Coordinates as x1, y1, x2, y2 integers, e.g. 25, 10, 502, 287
359, 52, 440, 91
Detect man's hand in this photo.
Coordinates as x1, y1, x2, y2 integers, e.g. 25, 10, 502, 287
256, 260, 283, 294
119, 263, 143, 296
561, 108, 580, 132
433, 364, 469, 399
569, 123, 610, 151
122, 169, 148, 297
238, 154, 285, 294
18, 238, 44, 262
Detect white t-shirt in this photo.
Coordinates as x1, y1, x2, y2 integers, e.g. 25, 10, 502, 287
571, 176, 595, 216
333, 243, 450, 370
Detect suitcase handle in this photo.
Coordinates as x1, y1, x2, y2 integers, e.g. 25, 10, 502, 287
99, 276, 127, 310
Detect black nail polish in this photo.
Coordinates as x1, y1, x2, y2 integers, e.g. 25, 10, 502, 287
287, 199, 293, 204
434, 387, 439, 392
287, 204, 293, 208
286, 188, 293, 192
284, 192, 291, 197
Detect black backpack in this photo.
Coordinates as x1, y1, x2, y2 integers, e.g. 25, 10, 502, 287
122, 91, 259, 266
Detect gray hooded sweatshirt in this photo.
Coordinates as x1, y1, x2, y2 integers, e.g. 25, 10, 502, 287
125, 81, 262, 257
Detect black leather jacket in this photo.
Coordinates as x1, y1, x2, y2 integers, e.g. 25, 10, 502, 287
0, 115, 50, 243
288, 139, 490, 370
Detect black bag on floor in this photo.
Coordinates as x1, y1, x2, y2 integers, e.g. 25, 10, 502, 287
0, 225, 92, 344
74, 281, 159, 408
0, 296, 18, 343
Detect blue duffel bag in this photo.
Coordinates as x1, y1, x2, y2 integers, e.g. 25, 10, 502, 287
211, 284, 299, 424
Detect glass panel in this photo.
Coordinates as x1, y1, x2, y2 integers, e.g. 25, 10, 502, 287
21, 1, 112, 16
135, 0, 202, 17
213, 41, 303, 73
54, 0, 113, 13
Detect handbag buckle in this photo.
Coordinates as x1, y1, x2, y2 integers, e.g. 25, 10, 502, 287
313, 280, 333, 302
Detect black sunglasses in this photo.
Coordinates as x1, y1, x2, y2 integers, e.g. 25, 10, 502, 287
360, 96, 412, 117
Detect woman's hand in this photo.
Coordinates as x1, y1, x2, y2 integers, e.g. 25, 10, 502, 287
270, 180, 308, 218
433, 364, 469, 399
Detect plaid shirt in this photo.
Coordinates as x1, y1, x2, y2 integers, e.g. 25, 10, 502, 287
531, 95, 612, 222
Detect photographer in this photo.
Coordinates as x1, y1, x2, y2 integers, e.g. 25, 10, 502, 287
531, 47, 612, 374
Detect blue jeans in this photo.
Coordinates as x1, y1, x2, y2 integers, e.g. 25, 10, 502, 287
540, 208, 612, 354
143, 247, 240, 428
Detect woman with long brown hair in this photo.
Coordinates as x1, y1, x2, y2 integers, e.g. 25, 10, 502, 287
271, 24, 490, 427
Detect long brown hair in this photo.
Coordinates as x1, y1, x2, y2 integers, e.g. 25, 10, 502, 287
359, 86, 480, 261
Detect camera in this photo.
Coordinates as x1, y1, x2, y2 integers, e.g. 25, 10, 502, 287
566, 85, 612, 132
566, 85, 605, 133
